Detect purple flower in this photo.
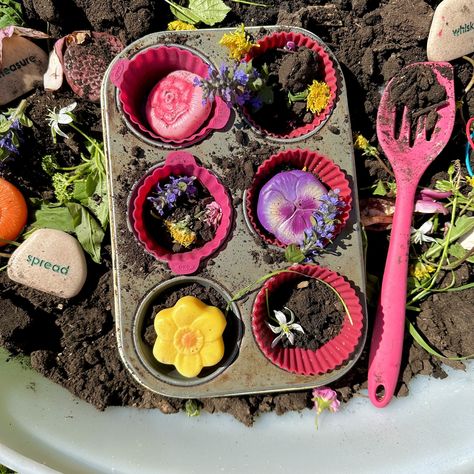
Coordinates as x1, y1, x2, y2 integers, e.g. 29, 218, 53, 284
148, 175, 198, 216
203, 201, 222, 229
0, 132, 19, 154
233, 69, 249, 86
312, 386, 340, 429
257, 170, 327, 245
285, 41, 296, 51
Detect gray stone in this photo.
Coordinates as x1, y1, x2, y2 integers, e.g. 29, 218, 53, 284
7, 229, 87, 299
0, 36, 48, 106
427, 0, 474, 61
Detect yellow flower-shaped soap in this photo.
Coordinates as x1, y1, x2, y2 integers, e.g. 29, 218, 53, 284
153, 295, 226, 378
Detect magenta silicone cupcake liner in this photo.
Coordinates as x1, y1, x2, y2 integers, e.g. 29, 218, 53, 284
243, 31, 338, 139
252, 264, 364, 375
131, 151, 233, 274
245, 148, 352, 248
110, 45, 231, 146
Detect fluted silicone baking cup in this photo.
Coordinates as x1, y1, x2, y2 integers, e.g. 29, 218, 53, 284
110, 45, 230, 146
246, 148, 352, 248
252, 264, 364, 375
131, 151, 233, 275
243, 31, 338, 139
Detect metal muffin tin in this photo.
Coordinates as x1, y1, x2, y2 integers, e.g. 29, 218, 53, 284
101, 26, 368, 398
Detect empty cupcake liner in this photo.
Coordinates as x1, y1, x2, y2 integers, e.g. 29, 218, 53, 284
243, 31, 338, 139
110, 45, 231, 146
131, 151, 233, 274
245, 148, 352, 248
252, 264, 364, 375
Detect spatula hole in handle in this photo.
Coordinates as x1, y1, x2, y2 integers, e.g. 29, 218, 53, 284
375, 384, 386, 401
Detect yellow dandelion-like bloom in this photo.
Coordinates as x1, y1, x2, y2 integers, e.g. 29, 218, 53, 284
165, 220, 196, 248
465, 175, 474, 188
354, 134, 370, 151
167, 20, 197, 31
409, 262, 435, 281
219, 24, 257, 61
306, 80, 331, 114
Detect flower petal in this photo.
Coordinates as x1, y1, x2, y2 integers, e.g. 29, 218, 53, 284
154, 311, 178, 341
200, 339, 225, 366
267, 322, 282, 334
153, 338, 177, 365
191, 307, 226, 342
291, 323, 305, 333
60, 102, 77, 114
175, 353, 203, 378
274, 310, 288, 325
172, 296, 207, 327
57, 114, 73, 125
271, 333, 283, 348
415, 199, 448, 214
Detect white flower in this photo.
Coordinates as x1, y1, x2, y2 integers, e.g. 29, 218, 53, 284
267, 307, 305, 348
47, 102, 77, 141
411, 220, 436, 245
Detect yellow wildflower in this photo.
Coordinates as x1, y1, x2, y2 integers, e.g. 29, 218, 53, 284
167, 20, 197, 31
306, 80, 331, 114
465, 175, 474, 188
165, 220, 196, 248
354, 134, 370, 151
409, 262, 435, 281
219, 24, 257, 60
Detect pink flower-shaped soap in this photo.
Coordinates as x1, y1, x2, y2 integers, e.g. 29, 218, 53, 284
257, 170, 327, 244
146, 70, 211, 140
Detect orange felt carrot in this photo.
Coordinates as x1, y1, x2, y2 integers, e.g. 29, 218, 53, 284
0, 178, 28, 247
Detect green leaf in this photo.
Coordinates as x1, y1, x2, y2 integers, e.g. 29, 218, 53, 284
0, 0, 24, 28
448, 242, 474, 264
435, 179, 453, 193
66, 203, 105, 264
29, 203, 75, 233
164, 0, 230, 26
373, 179, 388, 196
284, 244, 305, 263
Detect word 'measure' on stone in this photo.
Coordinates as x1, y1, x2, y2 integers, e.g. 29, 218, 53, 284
0, 35, 48, 106
427, 0, 474, 61
7, 229, 87, 299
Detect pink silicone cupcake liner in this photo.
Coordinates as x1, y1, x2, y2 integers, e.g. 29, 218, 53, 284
246, 148, 352, 248
110, 45, 231, 146
243, 31, 338, 139
252, 264, 364, 375
131, 151, 233, 274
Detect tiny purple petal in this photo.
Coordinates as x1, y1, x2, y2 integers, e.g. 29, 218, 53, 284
419, 188, 452, 200
415, 199, 449, 214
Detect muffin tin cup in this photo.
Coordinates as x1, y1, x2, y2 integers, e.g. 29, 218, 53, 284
110, 44, 231, 147
102, 26, 367, 398
133, 276, 243, 387
252, 264, 364, 375
245, 148, 352, 248
131, 151, 233, 275
242, 31, 338, 140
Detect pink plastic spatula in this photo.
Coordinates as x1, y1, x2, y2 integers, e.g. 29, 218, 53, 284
368, 62, 455, 408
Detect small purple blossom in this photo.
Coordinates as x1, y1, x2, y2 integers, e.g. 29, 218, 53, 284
312, 387, 340, 428
0, 132, 19, 155
203, 200, 222, 229
148, 175, 198, 216
285, 41, 296, 51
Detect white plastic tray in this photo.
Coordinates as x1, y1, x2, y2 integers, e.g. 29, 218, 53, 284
1, 348, 474, 473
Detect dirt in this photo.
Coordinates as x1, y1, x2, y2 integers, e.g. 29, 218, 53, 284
0, 0, 473, 427
269, 278, 344, 351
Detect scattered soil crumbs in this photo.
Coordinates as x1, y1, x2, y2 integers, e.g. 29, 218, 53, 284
0, 0, 473, 427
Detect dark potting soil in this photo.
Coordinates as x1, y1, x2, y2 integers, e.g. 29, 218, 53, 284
270, 279, 344, 351
0, 0, 473, 427
247, 46, 321, 134
144, 180, 216, 253
388, 63, 447, 141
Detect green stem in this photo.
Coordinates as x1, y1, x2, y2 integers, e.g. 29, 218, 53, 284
0, 264, 7, 272
69, 123, 105, 158
231, 0, 270, 6
0, 237, 21, 246
0, 252, 10, 258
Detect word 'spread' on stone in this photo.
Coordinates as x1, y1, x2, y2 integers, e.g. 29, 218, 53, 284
7, 228, 87, 299
0, 35, 48, 106
427, 0, 474, 61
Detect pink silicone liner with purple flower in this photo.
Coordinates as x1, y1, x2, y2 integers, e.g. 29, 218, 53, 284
252, 264, 364, 375
246, 148, 352, 248
131, 151, 233, 275
110, 45, 231, 146
243, 31, 338, 139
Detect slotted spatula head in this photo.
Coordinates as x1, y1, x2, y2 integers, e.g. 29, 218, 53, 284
376, 62, 456, 183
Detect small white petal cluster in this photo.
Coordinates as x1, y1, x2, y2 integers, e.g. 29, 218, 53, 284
267, 307, 305, 348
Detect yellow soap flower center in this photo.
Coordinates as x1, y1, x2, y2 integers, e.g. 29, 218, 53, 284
174, 327, 204, 354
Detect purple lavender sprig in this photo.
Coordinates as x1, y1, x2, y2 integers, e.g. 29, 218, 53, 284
193, 61, 271, 110
285, 189, 346, 263
148, 175, 198, 216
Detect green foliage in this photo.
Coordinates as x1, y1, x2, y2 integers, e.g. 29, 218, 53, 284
0, 99, 32, 162
164, 0, 230, 26
0, 0, 24, 28
284, 244, 305, 263
185, 399, 200, 417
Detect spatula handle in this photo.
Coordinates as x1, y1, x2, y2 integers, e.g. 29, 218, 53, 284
368, 184, 417, 408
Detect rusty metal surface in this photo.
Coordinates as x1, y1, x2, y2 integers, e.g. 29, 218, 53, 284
101, 26, 368, 398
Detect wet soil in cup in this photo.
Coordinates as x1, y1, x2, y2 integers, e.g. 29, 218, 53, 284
269, 278, 344, 350
143, 180, 216, 252
0, 0, 473, 426
247, 46, 322, 134
388, 63, 448, 142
